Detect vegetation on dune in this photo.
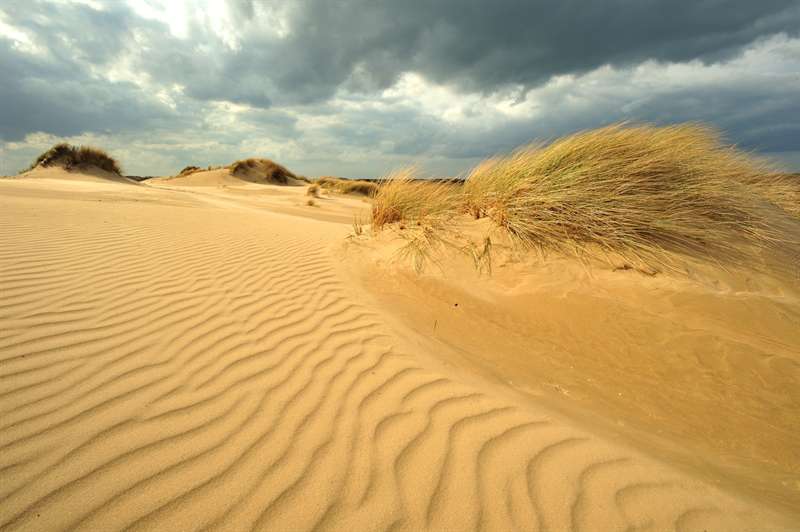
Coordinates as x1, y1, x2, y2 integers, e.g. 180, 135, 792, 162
746, 173, 800, 218
372, 123, 800, 273
178, 165, 202, 176
174, 164, 229, 177
316, 176, 379, 197
27, 143, 122, 175
229, 158, 297, 185
462, 123, 800, 270
371, 168, 459, 229
368, 169, 470, 272
307, 184, 320, 197
340, 180, 379, 196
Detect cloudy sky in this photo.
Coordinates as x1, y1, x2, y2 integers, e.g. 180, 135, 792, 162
1, 0, 799, 177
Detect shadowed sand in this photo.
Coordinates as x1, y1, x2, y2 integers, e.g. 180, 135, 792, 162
0, 167, 797, 531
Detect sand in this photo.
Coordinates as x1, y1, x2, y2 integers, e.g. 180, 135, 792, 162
1, 166, 798, 531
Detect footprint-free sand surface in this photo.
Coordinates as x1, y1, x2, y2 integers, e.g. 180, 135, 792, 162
1, 168, 798, 531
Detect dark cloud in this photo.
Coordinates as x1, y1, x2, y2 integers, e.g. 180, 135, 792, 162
0, 1, 183, 141
1, 0, 799, 175
259, 0, 800, 99
135, 0, 800, 107
0, 40, 180, 141
8, 0, 137, 64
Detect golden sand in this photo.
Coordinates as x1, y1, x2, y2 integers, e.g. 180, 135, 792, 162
1, 167, 797, 530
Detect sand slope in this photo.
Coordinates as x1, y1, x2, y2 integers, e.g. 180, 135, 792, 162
0, 170, 796, 531
345, 226, 800, 514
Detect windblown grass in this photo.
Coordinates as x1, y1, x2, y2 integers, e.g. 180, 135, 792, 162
371, 168, 459, 229
744, 173, 800, 218
316, 176, 379, 197
307, 184, 320, 197
464, 123, 798, 271
370, 168, 468, 272
28, 143, 122, 175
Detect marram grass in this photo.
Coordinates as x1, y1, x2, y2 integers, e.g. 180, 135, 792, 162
28, 143, 122, 175
370, 124, 799, 273
463, 123, 798, 271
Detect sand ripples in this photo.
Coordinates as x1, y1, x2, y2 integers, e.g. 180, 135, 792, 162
0, 186, 789, 531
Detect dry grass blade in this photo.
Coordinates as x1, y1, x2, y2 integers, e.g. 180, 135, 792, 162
352, 215, 365, 236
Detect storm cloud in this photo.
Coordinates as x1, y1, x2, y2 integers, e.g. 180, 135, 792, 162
0, 0, 798, 176
249, 0, 800, 99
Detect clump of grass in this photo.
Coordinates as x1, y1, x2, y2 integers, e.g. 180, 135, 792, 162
307, 184, 320, 197
465, 123, 797, 271
340, 180, 378, 196
316, 176, 340, 188
371, 168, 458, 229
27, 143, 122, 175
316, 176, 379, 197
178, 165, 201, 176
463, 148, 540, 219
229, 158, 296, 185
370, 168, 468, 272
307, 198, 316, 206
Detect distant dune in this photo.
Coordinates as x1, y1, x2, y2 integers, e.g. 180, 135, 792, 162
151, 158, 308, 188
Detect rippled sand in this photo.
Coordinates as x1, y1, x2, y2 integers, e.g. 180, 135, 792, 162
1, 168, 796, 531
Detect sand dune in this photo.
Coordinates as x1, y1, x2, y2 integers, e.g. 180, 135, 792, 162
1, 169, 797, 530
152, 165, 305, 187
152, 167, 265, 187
14, 165, 139, 185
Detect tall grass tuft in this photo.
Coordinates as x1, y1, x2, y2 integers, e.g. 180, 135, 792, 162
465, 123, 798, 271
371, 168, 458, 229
28, 143, 122, 175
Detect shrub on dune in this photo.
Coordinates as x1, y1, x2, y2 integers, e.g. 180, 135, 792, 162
465, 123, 797, 270
28, 143, 122, 175
316, 176, 340, 188
339, 180, 378, 197
229, 158, 297, 184
307, 184, 320, 196
316, 176, 379, 197
178, 165, 202, 176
